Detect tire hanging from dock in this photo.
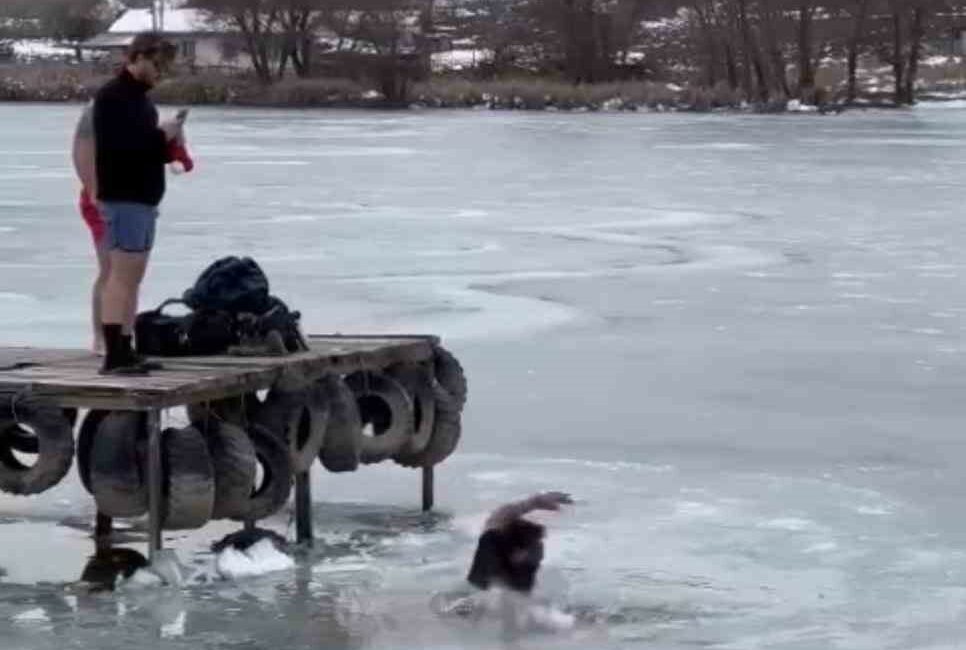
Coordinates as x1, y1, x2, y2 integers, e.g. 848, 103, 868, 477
251, 382, 328, 473
345, 370, 413, 464
433, 345, 468, 407
0, 408, 76, 456
161, 425, 215, 530
195, 417, 257, 521
412, 381, 463, 468
0, 396, 74, 496
245, 423, 293, 520
90, 412, 148, 517
396, 346, 466, 468
77, 409, 109, 494
387, 362, 437, 465
317, 374, 363, 472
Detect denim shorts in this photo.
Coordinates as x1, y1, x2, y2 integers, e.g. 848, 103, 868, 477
99, 201, 159, 253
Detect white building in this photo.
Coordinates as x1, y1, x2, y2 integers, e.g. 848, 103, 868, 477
83, 7, 252, 70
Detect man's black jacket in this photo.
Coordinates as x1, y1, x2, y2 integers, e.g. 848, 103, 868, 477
93, 69, 169, 206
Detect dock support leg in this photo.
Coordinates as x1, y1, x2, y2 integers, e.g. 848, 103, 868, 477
94, 512, 112, 551
146, 409, 163, 562
422, 466, 434, 512
295, 470, 313, 546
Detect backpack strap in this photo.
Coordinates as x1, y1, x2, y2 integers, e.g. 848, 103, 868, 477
154, 298, 189, 313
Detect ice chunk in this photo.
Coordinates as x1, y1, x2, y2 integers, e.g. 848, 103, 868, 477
215, 538, 295, 579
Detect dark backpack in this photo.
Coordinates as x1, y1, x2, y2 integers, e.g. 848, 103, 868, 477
135, 299, 239, 357
184, 309, 239, 355
137, 257, 307, 357
182, 256, 272, 315
236, 296, 309, 353
134, 299, 191, 356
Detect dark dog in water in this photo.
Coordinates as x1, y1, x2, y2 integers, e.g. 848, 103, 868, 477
467, 491, 573, 595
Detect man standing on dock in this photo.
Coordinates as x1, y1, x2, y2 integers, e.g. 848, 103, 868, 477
93, 32, 182, 374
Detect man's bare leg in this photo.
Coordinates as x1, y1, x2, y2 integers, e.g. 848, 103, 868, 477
123, 249, 149, 335
103, 250, 147, 324
91, 241, 111, 355
100, 250, 149, 373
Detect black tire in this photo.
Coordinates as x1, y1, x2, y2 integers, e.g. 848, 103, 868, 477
317, 374, 362, 473
78, 410, 110, 494
1, 405, 76, 454
403, 383, 463, 468
434, 345, 468, 408
0, 397, 74, 496
251, 383, 327, 473
1, 423, 38, 454
90, 412, 147, 517
162, 425, 215, 530
387, 362, 437, 463
345, 371, 413, 465
246, 423, 293, 520
196, 418, 257, 521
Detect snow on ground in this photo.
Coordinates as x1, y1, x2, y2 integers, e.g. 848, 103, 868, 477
10, 40, 76, 62
923, 55, 964, 67
431, 49, 492, 72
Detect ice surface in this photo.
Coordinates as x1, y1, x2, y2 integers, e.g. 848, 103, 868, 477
0, 105, 965, 649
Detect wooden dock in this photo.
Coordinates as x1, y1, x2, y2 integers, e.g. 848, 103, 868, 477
0, 335, 437, 410
0, 335, 441, 570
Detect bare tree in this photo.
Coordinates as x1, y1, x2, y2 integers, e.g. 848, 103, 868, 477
276, 0, 345, 77
843, 0, 871, 103
186, 0, 286, 82
759, 0, 791, 98
315, 0, 432, 100
795, 0, 819, 96
2, 0, 112, 60
903, 0, 925, 103
886, 0, 930, 105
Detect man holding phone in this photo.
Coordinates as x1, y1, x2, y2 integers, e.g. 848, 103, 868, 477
93, 32, 186, 374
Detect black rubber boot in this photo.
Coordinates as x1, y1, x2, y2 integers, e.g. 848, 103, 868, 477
122, 334, 163, 371
99, 325, 150, 376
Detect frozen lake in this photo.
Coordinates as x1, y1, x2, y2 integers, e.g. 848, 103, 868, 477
1, 103, 966, 649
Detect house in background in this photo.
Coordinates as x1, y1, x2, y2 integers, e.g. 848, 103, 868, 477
82, 8, 252, 70
943, 25, 966, 56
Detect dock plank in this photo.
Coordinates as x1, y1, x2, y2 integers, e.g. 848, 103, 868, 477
0, 335, 436, 410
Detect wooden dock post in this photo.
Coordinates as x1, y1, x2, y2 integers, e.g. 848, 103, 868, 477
146, 409, 163, 562
294, 470, 313, 546
94, 512, 112, 550
422, 465, 434, 512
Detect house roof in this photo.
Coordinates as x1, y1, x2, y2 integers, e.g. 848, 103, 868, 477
107, 8, 221, 35
82, 33, 134, 49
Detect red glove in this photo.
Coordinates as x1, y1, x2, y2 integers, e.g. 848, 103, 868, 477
166, 140, 195, 174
